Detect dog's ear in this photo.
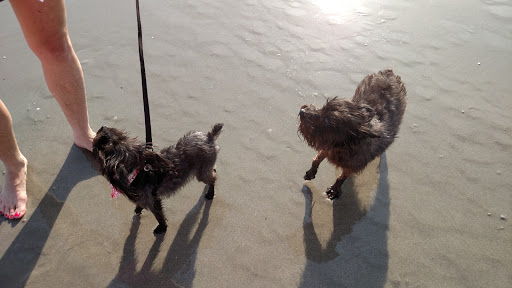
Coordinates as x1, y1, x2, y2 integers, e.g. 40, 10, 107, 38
102, 143, 126, 177
356, 104, 382, 139
94, 134, 112, 152
92, 134, 112, 170
95, 134, 123, 176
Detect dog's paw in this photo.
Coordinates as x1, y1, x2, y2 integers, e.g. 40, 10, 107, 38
304, 169, 317, 180
326, 186, 341, 200
153, 224, 167, 235
134, 206, 143, 214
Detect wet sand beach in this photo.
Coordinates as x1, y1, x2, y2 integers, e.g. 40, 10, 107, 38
1, 0, 511, 287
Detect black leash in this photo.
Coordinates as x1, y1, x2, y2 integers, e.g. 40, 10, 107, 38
135, 0, 153, 150
135, 0, 158, 187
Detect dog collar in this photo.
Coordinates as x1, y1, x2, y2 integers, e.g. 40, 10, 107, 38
110, 168, 140, 198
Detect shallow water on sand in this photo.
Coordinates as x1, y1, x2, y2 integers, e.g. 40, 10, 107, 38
0, 0, 511, 287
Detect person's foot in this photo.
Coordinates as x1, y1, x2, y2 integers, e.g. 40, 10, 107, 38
74, 128, 96, 151
0, 154, 28, 219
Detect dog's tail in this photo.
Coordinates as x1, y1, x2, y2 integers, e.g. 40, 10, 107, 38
208, 123, 224, 141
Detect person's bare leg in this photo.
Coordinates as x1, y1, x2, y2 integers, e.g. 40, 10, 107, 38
0, 100, 28, 219
10, 0, 94, 151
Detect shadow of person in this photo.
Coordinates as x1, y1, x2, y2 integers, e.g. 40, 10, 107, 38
109, 192, 212, 288
0, 145, 98, 286
299, 154, 390, 287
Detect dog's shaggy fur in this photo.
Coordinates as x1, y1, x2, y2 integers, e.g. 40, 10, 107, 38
298, 69, 407, 200
93, 123, 223, 234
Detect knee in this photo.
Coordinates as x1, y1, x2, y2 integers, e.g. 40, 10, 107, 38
27, 32, 73, 62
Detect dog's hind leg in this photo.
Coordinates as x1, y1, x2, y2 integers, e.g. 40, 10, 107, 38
304, 151, 327, 180
205, 180, 215, 200
204, 173, 217, 200
198, 166, 216, 200
148, 198, 167, 234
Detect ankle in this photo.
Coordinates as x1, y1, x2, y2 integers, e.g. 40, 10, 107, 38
4, 153, 27, 174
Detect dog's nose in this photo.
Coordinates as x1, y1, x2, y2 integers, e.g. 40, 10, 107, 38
99, 125, 107, 132
299, 108, 306, 116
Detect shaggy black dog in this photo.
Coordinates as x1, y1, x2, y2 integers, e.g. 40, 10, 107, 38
298, 69, 407, 200
93, 123, 223, 234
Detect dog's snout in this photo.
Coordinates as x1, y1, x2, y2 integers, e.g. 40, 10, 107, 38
299, 104, 310, 117
99, 125, 107, 132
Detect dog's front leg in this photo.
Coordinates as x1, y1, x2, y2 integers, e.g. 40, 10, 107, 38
326, 170, 351, 200
304, 151, 327, 180
149, 198, 167, 234
134, 205, 143, 214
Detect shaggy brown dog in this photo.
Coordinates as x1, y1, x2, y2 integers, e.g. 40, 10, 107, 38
298, 69, 406, 200
93, 123, 223, 234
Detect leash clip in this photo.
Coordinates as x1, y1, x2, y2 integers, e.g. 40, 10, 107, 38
144, 164, 152, 172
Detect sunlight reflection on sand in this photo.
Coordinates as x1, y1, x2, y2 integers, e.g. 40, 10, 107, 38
313, 0, 367, 23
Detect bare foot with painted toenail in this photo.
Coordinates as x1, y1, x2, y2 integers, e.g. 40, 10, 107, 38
0, 154, 28, 219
